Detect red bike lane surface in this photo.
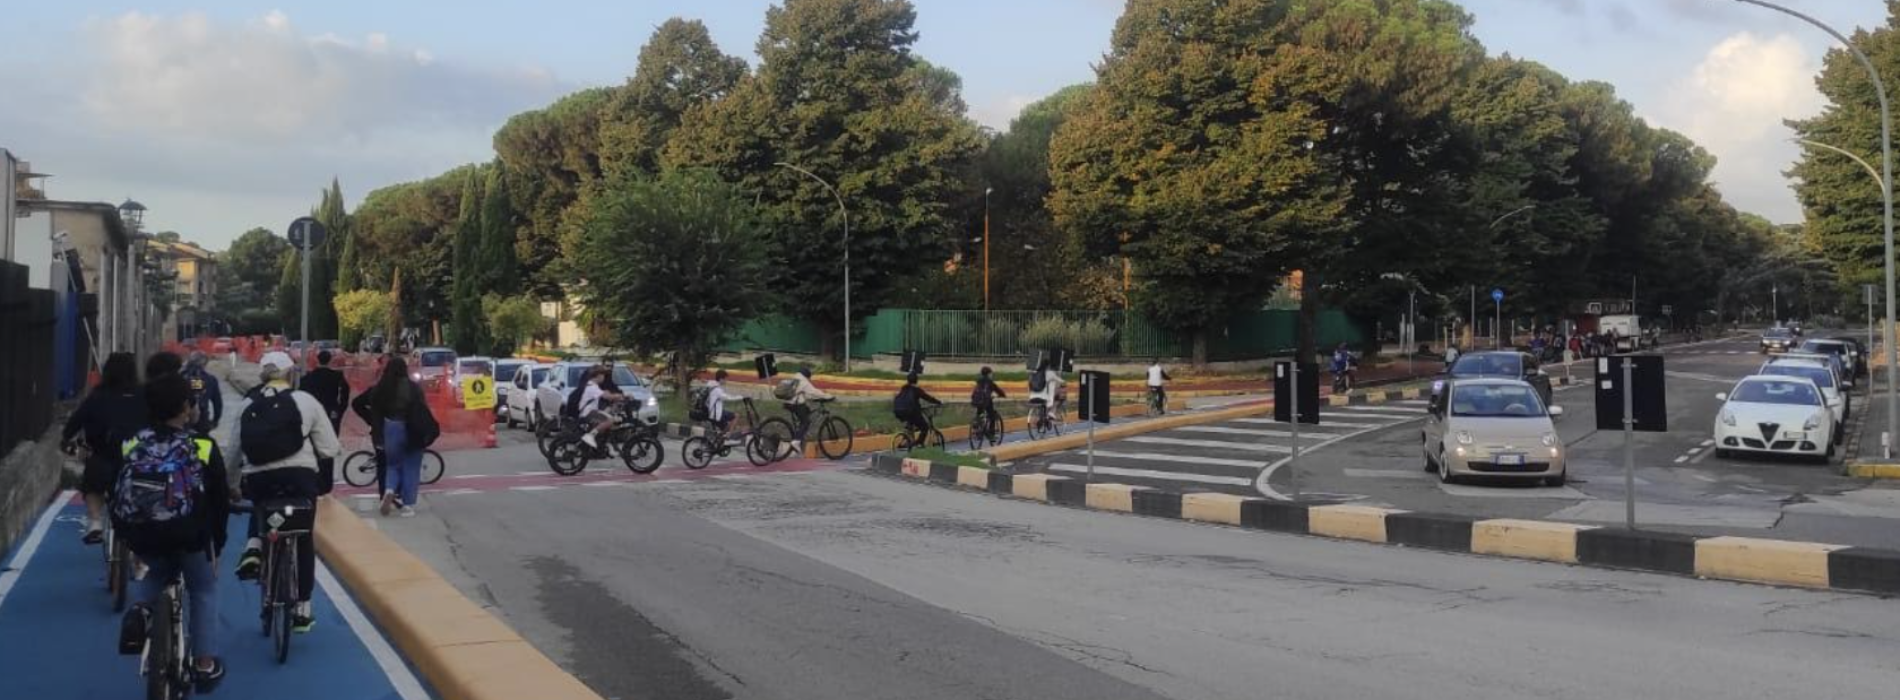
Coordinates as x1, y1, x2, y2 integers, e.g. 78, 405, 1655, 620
0, 493, 428, 700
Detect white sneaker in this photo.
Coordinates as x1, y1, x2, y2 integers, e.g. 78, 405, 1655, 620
581, 433, 598, 449
398, 506, 417, 518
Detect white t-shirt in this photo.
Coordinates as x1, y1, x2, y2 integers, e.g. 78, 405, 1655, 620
1147, 365, 1166, 387
577, 383, 605, 415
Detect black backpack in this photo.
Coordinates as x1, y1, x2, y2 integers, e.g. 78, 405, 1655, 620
893, 386, 919, 413
240, 389, 305, 464
1028, 371, 1047, 393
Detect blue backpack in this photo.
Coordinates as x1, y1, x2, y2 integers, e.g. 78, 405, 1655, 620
111, 429, 209, 549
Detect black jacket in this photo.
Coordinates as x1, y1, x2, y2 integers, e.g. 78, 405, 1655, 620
62, 388, 148, 458
182, 367, 223, 427
299, 367, 351, 425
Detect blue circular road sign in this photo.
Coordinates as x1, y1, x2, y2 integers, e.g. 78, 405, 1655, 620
1491, 288, 1505, 303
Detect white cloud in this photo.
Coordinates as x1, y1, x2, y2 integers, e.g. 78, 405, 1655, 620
973, 94, 1038, 131
1655, 31, 1826, 223
0, 11, 568, 246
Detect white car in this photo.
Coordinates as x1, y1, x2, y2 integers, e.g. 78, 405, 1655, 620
1714, 375, 1836, 462
1423, 378, 1568, 486
534, 362, 660, 427
503, 362, 553, 429
493, 359, 531, 421
1758, 356, 1847, 430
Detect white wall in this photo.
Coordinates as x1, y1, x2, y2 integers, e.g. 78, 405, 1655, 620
16, 211, 52, 290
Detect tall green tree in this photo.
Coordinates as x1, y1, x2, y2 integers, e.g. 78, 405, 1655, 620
1788, 1, 1898, 297
667, 0, 984, 359
496, 88, 617, 298
448, 169, 491, 354
599, 19, 748, 180
334, 226, 362, 295
978, 84, 1110, 309
214, 227, 292, 333
309, 177, 349, 338
572, 169, 771, 391
476, 165, 521, 299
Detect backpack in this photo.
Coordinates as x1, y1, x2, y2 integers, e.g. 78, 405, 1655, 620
563, 383, 587, 419
970, 378, 993, 406
773, 378, 799, 401
240, 389, 306, 465
111, 430, 208, 549
185, 369, 209, 407
1028, 371, 1047, 393
688, 386, 712, 421
893, 386, 919, 413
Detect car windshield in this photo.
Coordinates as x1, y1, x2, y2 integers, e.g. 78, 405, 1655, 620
1760, 364, 1834, 390
531, 368, 550, 385
458, 360, 493, 376
1800, 341, 1845, 355
1450, 384, 1545, 417
564, 365, 643, 389
1732, 380, 1821, 406
1449, 354, 1521, 378
419, 350, 455, 368
1763, 329, 1793, 339
495, 363, 521, 382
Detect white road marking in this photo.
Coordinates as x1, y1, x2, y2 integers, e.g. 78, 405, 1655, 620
1085, 450, 1269, 468
1171, 425, 1330, 439
0, 490, 73, 611
1230, 418, 1365, 430
1124, 436, 1292, 453
510, 485, 558, 492
1436, 483, 1590, 499
1701, 439, 1715, 447
1338, 405, 1427, 415
1674, 456, 1689, 463
1342, 468, 1430, 480
1045, 463, 1253, 486
580, 481, 627, 487
315, 562, 431, 700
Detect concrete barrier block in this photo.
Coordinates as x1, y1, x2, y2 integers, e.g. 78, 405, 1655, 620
1182, 493, 1256, 525
1385, 512, 1476, 552
1010, 473, 1065, 502
900, 458, 931, 479
986, 471, 1014, 494
869, 453, 904, 474
1085, 483, 1146, 512
1241, 500, 1310, 533
927, 462, 959, 483
1696, 536, 1844, 589
1828, 547, 1900, 595
1308, 505, 1401, 543
1047, 478, 1088, 506
1577, 528, 1699, 575
1472, 519, 1594, 563
956, 466, 991, 490
1133, 489, 1183, 519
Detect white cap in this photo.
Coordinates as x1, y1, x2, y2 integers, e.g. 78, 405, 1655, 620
259, 351, 295, 379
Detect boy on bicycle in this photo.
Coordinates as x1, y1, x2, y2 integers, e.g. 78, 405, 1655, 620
706, 369, 740, 433
784, 367, 833, 452
970, 366, 1007, 433
892, 373, 942, 438
1145, 358, 1172, 412
117, 373, 233, 691
232, 353, 340, 634
570, 366, 626, 450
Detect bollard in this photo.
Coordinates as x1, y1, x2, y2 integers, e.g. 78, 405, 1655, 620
483, 420, 498, 449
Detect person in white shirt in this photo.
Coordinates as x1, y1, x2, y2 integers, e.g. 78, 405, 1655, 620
1030, 364, 1065, 407
785, 368, 834, 451
706, 370, 740, 432
1146, 359, 1173, 413
575, 367, 624, 449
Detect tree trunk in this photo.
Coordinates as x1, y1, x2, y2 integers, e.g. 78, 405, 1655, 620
1191, 328, 1209, 368
1297, 270, 1320, 365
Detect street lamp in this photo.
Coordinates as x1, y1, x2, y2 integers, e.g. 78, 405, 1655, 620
983, 187, 994, 311
1471, 205, 1536, 348
776, 162, 853, 372
118, 199, 146, 232
1734, 0, 1896, 457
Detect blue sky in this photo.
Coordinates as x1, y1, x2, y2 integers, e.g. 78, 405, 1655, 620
0, 1, 1886, 248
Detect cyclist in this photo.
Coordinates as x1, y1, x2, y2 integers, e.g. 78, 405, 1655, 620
232, 353, 340, 633
1331, 343, 1356, 391
116, 372, 232, 692
62, 352, 147, 545
182, 352, 224, 436
705, 369, 740, 433
1145, 358, 1172, 413
783, 367, 833, 452
1028, 361, 1065, 427
892, 372, 942, 440
969, 366, 1007, 434
568, 366, 626, 450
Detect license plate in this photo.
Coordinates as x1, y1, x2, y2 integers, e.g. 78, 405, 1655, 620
1495, 453, 1525, 466
1782, 432, 1807, 440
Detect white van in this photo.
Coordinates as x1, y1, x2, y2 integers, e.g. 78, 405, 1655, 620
1599, 315, 1645, 352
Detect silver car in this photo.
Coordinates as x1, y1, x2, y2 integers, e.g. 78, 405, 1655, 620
1423, 378, 1567, 486
535, 362, 661, 427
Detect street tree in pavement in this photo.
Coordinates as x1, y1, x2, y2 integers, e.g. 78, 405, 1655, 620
570, 169, 770, 392
449, 168, 493, 355
212, 227, 291, 334
334, 289, 393, 349
666, 0, 984, 360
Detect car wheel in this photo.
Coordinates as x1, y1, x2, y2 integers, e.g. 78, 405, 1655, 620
1422, 433, 1438, 473
1714, 448, 1731, 459
1544, 472, 1566, 487
1824, 442, 1837, 463
1436, 447, 1454, 485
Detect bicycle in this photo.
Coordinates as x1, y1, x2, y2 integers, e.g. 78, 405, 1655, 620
1331, 367, 1356, 394
257, 498, 314, 664
682, 398, 778, 469
1028, 396, 1066, 440
967, 403, 1004, 450
340, 447, 445, 488
105, 519, 132, 613
894, 405, 946, 452
1145, 386, 1167, 417
755, 397, 856, 463
140, 574, 192, 699
546, 406, 664, 476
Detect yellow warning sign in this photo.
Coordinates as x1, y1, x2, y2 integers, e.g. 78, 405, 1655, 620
461, 375, 497, 410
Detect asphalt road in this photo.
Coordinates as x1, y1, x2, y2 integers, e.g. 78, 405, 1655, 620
1016, 335, 1900, 547
369, 463, 1900, 700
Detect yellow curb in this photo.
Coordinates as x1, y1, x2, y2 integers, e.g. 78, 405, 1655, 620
1471, 519, 1595, 564
1181, 492, 1256, 525
1847, 463, 1900, 479
900, 458, 931, 478
1327, 395, 1348, 407
1084, 483, 1147, 512
314, 497, 604, 700
1308, 504, 1402, 543
1011, 473, 1065, 501
1694, 536, 1845, 589
984, 400, 1275, 462
1364, 392, 1388, 404
956, 465, 992, 489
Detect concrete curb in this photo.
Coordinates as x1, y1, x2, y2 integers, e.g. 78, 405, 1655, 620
656, 398, 1189, 458
313, 497, 605, 700
866, 454, 1900, 597
1845, 463, 1900, 480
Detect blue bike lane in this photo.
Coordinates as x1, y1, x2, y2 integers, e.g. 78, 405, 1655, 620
0, 491, 431, 699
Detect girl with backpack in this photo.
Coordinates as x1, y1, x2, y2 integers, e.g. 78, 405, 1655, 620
63, 352, 148, 545
355, 356, 436, 518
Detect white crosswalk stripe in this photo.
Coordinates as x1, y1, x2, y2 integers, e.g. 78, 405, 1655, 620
1123, 436, 1292, 453
1337, 405, 1427, 416
1045, 463, 1253, 486
1089, 450, 1269, 468
1172, 425, 1331, 439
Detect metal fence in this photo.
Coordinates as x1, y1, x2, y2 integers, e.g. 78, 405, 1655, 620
0, 261, 57, 457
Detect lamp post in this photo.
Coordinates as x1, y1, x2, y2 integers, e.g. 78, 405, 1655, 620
1477, 205, 1535, 347
1733, 0, 1895, 457
983, 187, 993, 311
776, 162, 852, 372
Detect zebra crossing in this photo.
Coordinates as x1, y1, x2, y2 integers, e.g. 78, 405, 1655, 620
1019, 400, 1431, 496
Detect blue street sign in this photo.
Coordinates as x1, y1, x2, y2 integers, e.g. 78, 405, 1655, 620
1491, 288, 1505, 303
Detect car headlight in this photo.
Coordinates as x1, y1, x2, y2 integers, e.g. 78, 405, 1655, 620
1806, 414, 1823, 431
1432, 380, 1445, 393
646, 396, 658, 407
1541, 432, 1558, 447
411, 372, 421, 380
1721, 410, 1736, 427
1456, 431, 1474, 445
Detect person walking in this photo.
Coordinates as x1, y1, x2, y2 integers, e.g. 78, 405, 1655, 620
356, 356, 437, 517
61, 352, 147, 544
231, 353, 339, 633
299, 350, 351, 493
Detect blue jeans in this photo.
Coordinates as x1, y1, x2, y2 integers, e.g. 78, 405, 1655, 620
137, 548, 219, 660
383, 418, 423, 506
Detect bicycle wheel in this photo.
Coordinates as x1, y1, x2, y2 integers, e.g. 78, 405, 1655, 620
619, 436, 663, 474
549, 441, 588, 477
893, 432, 914, 452
272, 543, 293, 664
968, 415, 986, 451
109, 536, 130, 613
145, 591, 176, 700
927, 429, 946, 451
817, 416, 854, 459
985, 415, 1004, 447
753, 418, 795, 466
681, 436, 714, 470
1028, 407, 1049, 440
536, 418, 560, 459
421, 450, 446, 484
342, 450, 377, 488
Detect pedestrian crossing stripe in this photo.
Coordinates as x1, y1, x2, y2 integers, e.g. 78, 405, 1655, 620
1083, 450, 1271, 468
1336, 405, 1427, 415
1122, 436, 1293, 453
1045, 463, 1253, 486
1229, 417, 1378, 430
1171, 425, 1332, 439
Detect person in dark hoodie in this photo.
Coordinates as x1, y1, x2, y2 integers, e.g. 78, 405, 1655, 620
62, 352, 148, 544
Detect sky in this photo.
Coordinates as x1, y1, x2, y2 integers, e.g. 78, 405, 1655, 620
0, 0, 1887, 251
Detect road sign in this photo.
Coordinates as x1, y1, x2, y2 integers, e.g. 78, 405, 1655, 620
286, 216, 327, 251
1594, 355, 1667, 433
755, 353, 778, 379
1078, 370, 1112, 424
461, 375, 496, 411
900, 350, 926, 374
1661, 305, 1674, 316
1026, 348, 1075, 373
1491, 288, 1505, 303
1272, 362, 1320, 425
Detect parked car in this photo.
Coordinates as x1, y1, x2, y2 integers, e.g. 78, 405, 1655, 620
534, 362, 660, 428
1435, 351, 1553, 407
1759, 356, 1847, 429
410, 346, 457, 392
1760, 327, 1796, 354
1801, 338, 1861, 383
1828, 336, 1869, 378
492, 359, 530, 421
1423, 378, 1567, 486
1714, 375, 1835, 462
504, 363, 554, 429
